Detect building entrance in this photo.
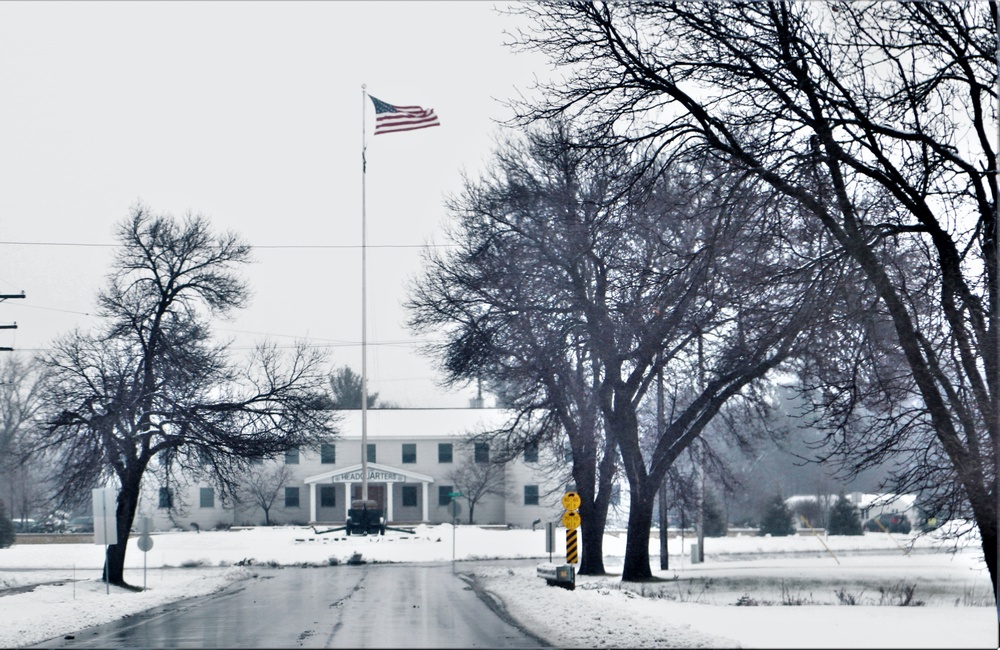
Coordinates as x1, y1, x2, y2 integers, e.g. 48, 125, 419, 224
352, 484, 385, 506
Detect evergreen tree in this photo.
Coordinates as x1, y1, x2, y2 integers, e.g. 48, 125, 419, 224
827, 493, 862, 536
0, 499, 15, 549
758, 492, 795, 537
328, 366, 384, 409
703, 490, 727, 537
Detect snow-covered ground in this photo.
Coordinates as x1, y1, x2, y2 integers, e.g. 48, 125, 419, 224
0, 525, 995, 648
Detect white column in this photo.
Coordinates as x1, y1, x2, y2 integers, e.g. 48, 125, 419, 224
344, 482, 352, 519
309, 483, 317, 523
386, 483, 394, 523
421, 482, 429, 522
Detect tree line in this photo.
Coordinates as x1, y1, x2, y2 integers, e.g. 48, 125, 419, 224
409, 0, 997, 599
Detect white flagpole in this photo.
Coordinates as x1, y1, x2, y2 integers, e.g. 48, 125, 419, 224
361, 84, 369, 502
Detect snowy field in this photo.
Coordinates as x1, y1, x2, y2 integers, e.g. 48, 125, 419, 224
0, 525, 996, 648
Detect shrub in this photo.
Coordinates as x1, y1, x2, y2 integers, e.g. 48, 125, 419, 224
0, 500, 14, 548
758, 492, 795, 536
827, 493, 862, 535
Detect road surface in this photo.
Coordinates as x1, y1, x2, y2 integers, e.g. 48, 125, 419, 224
34, 562, 548, 648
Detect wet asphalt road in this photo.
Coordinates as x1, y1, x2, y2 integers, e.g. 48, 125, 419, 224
35, 562, 548, 648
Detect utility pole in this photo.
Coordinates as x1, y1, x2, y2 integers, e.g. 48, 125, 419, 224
657, 353, 669, 570
0, 292, 25, 351
696, 327, 705, 564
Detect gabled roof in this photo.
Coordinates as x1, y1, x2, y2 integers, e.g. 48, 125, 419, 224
303, 462, 434, 484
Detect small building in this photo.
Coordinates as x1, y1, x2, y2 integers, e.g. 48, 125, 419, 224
783, 492, 921, 530
143, 408, 566, 531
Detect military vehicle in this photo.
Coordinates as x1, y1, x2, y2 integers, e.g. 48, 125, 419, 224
345, 499, 386, 536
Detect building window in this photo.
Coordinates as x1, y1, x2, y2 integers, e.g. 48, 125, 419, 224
402, 443, 417, 464
402, 485, 418, 507
438, 443, 453, 463
524, 485, 539, 506
321, 443, 336, 464
524, 442, 538, 463
285, 487, 300, 508
367, 444, 376, 464
320, 485, 336, 508
199, 487, 214, 509
438, 485, 453, 506
158, 488, 173, 509
285, 447, 300, 464
474, 442, 489, 464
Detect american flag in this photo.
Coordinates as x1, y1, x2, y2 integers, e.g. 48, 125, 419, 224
369, 95, 440, 135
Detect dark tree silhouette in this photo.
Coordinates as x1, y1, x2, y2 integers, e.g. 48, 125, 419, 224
408, 123, 626, 573
759, 493, 795, 537
0, 499, 14, 548
511, 0, 997, 595
34, 205, 336, 587
409, 121, 833, 580
828, 493, 863, 536
328, 366, 384, 409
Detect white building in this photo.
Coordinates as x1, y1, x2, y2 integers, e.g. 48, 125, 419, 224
144, 408, 567, 531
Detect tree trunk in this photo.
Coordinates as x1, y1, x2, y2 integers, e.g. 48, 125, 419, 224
577, 495, 609, 574
570, 419, 616, 575
658, 478, 669, 571
621, 479, 655, 581
967, 486, 998, 598
103, 474, 141, 587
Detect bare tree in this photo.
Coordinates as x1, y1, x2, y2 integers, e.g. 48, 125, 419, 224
6, 462, 49, 526
410, 120, 831, 579
236, 463, 295, 526
408, 123, 629, 573
447, 456, 506, 525
33, 205, 336, 587
0, 355, 49, 522
511, 0, 997, 594
0, 354, 47, 458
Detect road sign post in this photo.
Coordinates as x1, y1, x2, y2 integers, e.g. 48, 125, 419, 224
136, 516, 153, 591
533, 492, 583, 590
92, 488, 118, 595
449, 491, 462, 568
561, 492, 581, 566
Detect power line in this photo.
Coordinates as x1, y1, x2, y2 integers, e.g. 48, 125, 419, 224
0, 240, 454, 250
3, 302, 92, 316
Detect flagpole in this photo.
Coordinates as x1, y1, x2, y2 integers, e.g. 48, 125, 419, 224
361, 83, 369, 502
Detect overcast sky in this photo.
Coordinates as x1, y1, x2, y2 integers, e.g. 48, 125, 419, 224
0, 1, 549, 408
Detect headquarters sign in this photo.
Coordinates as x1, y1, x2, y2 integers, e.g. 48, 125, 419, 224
330, 468, 408, 483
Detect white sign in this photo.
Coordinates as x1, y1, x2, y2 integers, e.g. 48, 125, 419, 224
92, 488, 118, 546
330, 469, 406, 483
136, 516, 153, 552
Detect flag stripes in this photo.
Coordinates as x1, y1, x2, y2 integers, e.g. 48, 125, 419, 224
369, 95, 440, 135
